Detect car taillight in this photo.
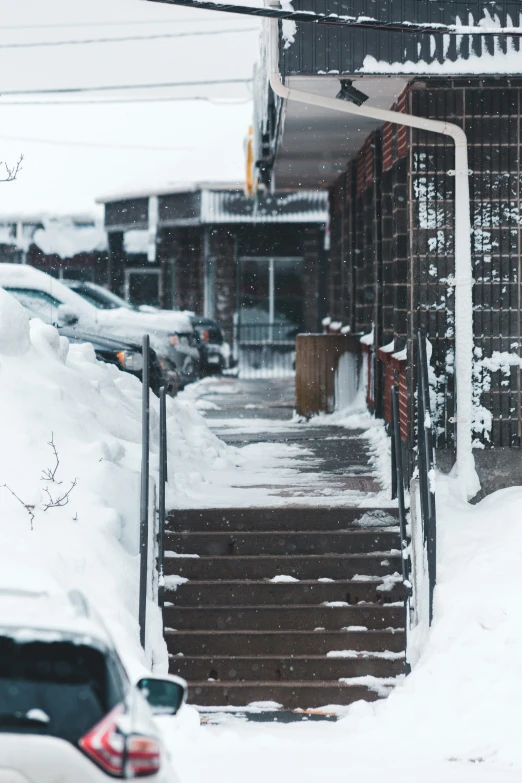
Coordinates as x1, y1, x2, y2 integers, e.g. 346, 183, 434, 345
80, 705, 125, 776
127, 735, 161, 776
80, 705, 161, 778
203, 329, 210, 343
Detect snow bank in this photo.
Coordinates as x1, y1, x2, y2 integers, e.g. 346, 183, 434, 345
0, 292, 235, 684
332, 475, 522, 770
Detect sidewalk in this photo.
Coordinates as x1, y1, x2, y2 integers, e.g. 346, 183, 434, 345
181, 376, 390, 505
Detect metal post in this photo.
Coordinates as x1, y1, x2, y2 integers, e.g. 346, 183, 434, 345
391, 385, 410, 591
158, 385, 168, 611
391, 384, 411, 674
417, 329, 437, 623
390, 411, 397, 501
139, 334, 150, 648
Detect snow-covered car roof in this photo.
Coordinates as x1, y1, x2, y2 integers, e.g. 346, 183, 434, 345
0, 568, 113, 649
0, 263, 193, 337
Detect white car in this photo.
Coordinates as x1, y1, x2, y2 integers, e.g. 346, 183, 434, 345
0, 264, 192, 361
0, 585, 186, 782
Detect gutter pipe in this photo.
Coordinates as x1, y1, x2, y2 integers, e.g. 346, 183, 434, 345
267, 4, 479, 498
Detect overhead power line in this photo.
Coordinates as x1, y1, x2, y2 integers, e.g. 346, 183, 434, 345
146, 0, 522, 37
0, 133, 189, 151
0, 95, 252, 106
0, 18, 249, 29
0, 26, 258, 49
0, 78, 252, 97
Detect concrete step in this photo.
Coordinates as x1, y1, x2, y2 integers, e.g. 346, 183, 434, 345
164, 604, 404, 631
169, 654, 404, 682
166, 507, 399, 532
187, 681, 392, 709
165, 529, 400, 557
166, 629, 405, 657
164, 579, 403, 607
164, 553, 401, 580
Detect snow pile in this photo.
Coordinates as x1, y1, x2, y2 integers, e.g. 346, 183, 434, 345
0, 290, 235, 683
333, 475, 522, 770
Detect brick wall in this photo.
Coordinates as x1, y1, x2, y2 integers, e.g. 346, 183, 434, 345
408, 79, 522, 449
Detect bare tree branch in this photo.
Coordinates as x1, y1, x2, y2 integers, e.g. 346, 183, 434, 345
42, 478, 78, 511
0, 153, 23, 183
0, 483, 35, 529
41, 433, 62, 483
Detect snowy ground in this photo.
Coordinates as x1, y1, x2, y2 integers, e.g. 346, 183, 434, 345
3, 299, 522, 780
171, 376, 522, 782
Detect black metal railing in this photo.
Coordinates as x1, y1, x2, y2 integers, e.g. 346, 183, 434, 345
139, 334, 169, 651
390, 328, 437, 636
416, 329, 437, 625
235, 322, 298, 379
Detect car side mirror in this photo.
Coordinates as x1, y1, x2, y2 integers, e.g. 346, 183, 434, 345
136, 675, 187, 716
57, 304, 78, 326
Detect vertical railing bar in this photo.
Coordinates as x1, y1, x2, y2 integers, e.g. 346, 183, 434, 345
139, 334, 150, 649
391, 383, 411, 675
416, 334, 429, 545
390, 403, 398, 500
158, 385, 167, 611
417, 328, 437, 623
391, 385, 410, 588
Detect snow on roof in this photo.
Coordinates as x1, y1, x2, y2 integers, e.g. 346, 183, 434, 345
0, 214, 107, 257
362, 47, 522, 75
201, 189, 328, 224
102, 185, 328, 226
33, 218, 107, 257
97, 181, 244, 204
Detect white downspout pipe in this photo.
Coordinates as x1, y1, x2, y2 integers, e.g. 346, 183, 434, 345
267, 8, 479, 498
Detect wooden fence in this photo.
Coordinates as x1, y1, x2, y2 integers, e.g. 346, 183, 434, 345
295, 334, 361, 417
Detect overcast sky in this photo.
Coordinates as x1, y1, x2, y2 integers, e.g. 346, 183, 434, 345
0, 0, 260, 215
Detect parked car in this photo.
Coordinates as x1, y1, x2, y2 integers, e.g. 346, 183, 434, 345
0, 583, 186, 782
0, 265, 195, 390
6, 290, 176, 396
190, 315, 230, 376
64, 281, 200, 388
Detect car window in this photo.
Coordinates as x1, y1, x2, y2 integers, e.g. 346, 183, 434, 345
0, 636, 127, 744
6, 288, 62, 323
73, 285, 135, 311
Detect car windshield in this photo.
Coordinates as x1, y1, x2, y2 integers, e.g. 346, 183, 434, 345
0, 635, 126, 744
5, 288, 61, 325
71, 284, 137, 312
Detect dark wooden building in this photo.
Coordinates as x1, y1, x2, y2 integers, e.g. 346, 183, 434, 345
254, 1, 522, 493
99, 184, 328, 343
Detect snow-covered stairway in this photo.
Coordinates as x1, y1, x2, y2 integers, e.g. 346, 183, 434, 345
164, 506, 405, 710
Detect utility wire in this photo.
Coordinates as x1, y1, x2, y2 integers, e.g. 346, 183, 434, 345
0, 78, 252, 97
0, 18, 251, 29
0, 95, 252, 106
0, 133, 189, 151
0, 27, 258, 49
146, 0, 522, 37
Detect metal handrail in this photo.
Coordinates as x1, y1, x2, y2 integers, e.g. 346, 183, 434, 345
416, 329, 437, 624
389, 329, 437, 651
158, 386, 168, 612
139, 334, 150, 649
